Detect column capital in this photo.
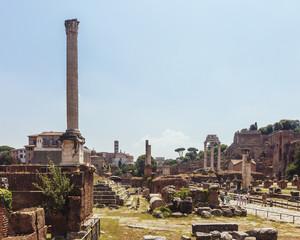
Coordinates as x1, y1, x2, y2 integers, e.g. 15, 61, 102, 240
65, 19, 79, 34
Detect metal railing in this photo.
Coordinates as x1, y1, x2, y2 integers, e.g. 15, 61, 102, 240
82, 218, 101, 240
246, 206, 300, 224
229, 194, 300, 211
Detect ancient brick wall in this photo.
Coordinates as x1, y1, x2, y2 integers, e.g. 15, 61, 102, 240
0, 203, 9, 239
151, 176, 189, 193
0, 164, 94, 234
226, 130, 300, 178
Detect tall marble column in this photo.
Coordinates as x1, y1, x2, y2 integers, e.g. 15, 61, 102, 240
65, 19, 79, 131
210, 142, 214, 170
242, 148, 251, 189
217, 143, 221, 170
204, 142, 207, 169
60, 19, 86, 165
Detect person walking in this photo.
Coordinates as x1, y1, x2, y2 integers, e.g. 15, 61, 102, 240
237, 192, 242, 206
262, 193, 267, 207
242, 194, 247, 205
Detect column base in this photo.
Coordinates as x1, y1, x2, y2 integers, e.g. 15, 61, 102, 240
59, 130, 85, 165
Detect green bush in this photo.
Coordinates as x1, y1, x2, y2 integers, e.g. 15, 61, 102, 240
172, 187, 190, 200
153, 206, 172, 218
33, 161, 73, 214
0, 188, 12, 212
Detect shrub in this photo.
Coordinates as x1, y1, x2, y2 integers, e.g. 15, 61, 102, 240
0, 188, 12, 212
153, 206, 172, 218
172, 187, 190, 200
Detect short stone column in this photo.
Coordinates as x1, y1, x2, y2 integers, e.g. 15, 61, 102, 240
203, 142, 207, 169
210, 143, 214, 170
217, 143, 221, 170
241, 148, 251, 190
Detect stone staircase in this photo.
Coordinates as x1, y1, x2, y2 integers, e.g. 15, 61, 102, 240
94, 180, 130, 206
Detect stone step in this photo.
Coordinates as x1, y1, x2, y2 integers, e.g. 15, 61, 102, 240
94, 195, 116, 200
94, 187, 112, 191
94, 199, 116, 204
94, 191, 116, 196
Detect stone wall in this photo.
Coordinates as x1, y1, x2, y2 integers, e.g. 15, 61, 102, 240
151, 176, 189, 193
0, 203, 9, 239
226, 130, 300, 178
0, 164, 94, 234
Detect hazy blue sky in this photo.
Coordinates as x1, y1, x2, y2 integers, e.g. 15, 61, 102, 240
1, 1, 299, 159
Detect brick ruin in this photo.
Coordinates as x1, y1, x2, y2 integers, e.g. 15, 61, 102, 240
0, 164, 94, 237
226, 130, 300, 178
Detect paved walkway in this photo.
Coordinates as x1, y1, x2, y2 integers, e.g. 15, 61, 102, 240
230, 200, 300, 224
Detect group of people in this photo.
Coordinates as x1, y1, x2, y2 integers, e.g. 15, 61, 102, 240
236, 192, 250, 206
218, 191, 230, 205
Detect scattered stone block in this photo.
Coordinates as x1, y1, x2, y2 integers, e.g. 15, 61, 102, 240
211, 209, 222, 216
196, 232, 211, 240
172, 212, 183, 218
97, 204, 106, 208
245, 237, 256, 240
234, 209, 242, 217
150, 197, 164, 210
196, 207, 211, 215
153, 211, 163, 218
181, 235, 191, 240
221, 232, 233, 240
201, 211, 212, 219
230, 231, 249, 240
222, 208, 233, 217
210, 230, 221, 238
246, 228, 278, 240
10, 208, 37, 234
144, 235, 166, 240
192, 223, 238, 234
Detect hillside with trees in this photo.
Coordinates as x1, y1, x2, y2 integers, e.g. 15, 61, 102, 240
244, 119, 300, 135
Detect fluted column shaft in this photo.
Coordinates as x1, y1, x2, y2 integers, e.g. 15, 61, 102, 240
217, 144, 221, 170
65, 19, 79, 131
204, 142, 207, 169
210, 142, 214, 170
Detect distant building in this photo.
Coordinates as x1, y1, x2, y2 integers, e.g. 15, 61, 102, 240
228, 159, 257, 172
10, 148, 26, 163
91, 155, 105, 170
24, 131, 91, 165
98, 140, 134, 166
155, 157, 165, 166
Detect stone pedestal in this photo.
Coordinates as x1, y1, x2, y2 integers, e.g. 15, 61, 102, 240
278, 180, 287, 189
60, 130, 85, 165
263, 180, 273, 188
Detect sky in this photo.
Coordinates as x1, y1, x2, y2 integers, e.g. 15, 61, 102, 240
0, 1, 299, 160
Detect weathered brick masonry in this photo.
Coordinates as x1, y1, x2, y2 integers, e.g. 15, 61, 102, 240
0, 164, 94, 233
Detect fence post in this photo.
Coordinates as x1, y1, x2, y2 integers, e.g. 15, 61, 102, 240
280, 213, 282, 220
267, 211, 268, 218
293, 216, 295, 224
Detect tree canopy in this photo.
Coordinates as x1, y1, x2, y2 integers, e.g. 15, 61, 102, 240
175, 148, 185, 157
0, 146, 14, 153
135, 155, 157, 177
245, 120, 300, 135
0, 152, 22, 165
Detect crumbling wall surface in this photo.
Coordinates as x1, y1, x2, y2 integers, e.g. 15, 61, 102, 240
151, 176, 189, 194
5, 207, 47, 240
0, 164, 94, 235
0, 202, 9, 238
